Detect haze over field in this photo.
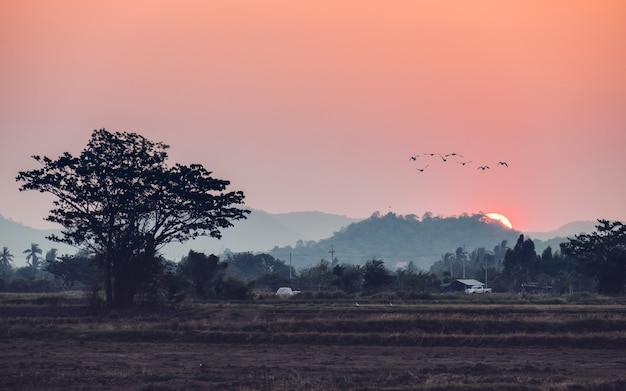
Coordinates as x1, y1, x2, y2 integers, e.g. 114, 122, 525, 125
1, 1, 625, 233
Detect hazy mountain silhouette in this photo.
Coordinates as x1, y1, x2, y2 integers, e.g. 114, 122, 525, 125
525, 220, 598, 241
0, 215, 76, 267
165, 210, 361, 261
269, 212, 524, 270
0, 211, 359, 265
0, 211, 605, 270
523, 220, 599, 256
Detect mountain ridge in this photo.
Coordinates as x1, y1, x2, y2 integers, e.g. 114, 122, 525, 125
525, 220, 599, 241
0, 211, 360, 266
0, 211, 601, 268
0, 215, 77, 267
269, 213, 522, 270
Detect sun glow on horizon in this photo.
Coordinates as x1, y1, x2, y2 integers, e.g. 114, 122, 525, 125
484, 212, 514, 230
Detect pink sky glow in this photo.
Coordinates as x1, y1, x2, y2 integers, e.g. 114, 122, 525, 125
1, 1, 625, 233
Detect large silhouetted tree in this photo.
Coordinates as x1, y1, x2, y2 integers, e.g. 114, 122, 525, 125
561, 220, 626, 295
16, 129, 249, 307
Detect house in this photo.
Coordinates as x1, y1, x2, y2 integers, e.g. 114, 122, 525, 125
441, 279, 487, 293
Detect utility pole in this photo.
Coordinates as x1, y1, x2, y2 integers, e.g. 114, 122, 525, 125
329, 245, 335, 264
289, 252, 292, 281
462, 245, 466, 279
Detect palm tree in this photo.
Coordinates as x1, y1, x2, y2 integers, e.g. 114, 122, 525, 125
0, 247, 14, 274
23, 243, 43, 271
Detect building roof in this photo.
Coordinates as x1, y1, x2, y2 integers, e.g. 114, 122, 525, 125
455, 279, 485, 286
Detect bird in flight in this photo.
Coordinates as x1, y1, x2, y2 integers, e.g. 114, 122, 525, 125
407, 150, 508, 175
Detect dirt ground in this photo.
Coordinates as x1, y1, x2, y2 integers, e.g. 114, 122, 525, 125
2, 338, 626, 390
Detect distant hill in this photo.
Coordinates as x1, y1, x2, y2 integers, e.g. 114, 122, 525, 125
269, 212, 522, 270
523, 220, 599, 256
164, 210, 361, 260
525, 220, 598, 241
0, 215, 76, 267
0, 211, 360, 265
0, 211, 606, 270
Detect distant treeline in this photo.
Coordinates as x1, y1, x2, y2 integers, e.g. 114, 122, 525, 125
2, 219, 624, 297
11, 128, 624, 309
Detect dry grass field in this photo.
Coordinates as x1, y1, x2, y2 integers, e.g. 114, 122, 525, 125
1, 292, 626, 390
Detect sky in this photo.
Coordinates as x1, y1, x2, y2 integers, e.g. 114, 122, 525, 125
1, 1, 625, 233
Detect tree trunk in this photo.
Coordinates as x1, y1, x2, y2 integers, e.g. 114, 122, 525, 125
105, 255, 113, 306
113, 263, 135, 308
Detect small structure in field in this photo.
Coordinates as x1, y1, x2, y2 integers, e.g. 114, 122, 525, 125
443, 279, 488, 293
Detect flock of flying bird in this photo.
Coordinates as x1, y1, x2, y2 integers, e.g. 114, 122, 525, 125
409, 153, 508, 172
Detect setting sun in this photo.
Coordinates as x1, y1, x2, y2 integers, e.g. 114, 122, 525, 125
484, 212, 513, 230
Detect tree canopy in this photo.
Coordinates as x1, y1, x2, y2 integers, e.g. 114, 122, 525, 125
561, 220, 626, 294
362, 259, 393, 294
16, 129, 250, 306
178, 251, 226, 299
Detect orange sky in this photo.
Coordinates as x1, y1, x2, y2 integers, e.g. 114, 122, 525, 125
1, 1, 625, 233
